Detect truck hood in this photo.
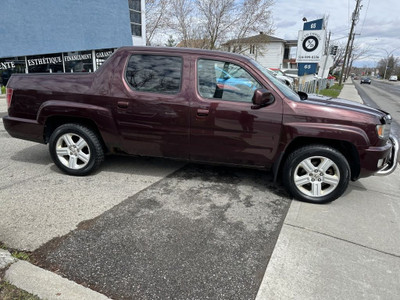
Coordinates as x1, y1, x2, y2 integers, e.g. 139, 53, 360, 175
305, 93, 390, 122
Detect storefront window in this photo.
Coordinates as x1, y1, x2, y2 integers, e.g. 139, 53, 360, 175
27, 53, 63, 73
64, 51, 93, 72
95, 49, 115, 70
0, 57, 26, 86
1, 48, 117, 79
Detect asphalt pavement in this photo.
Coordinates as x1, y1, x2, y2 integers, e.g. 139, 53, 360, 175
1, 82, 400, 299
29, 165, 290, 299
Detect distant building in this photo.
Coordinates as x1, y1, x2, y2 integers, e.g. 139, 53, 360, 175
0, 0, 145, 86
222, 33, 297, 70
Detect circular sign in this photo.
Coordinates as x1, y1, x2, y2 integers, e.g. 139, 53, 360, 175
302, 36, 319, 52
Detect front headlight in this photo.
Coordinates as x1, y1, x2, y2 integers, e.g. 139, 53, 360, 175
376, 124, 391, 139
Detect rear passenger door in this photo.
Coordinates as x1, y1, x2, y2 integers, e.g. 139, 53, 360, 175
116, 53, 190, 159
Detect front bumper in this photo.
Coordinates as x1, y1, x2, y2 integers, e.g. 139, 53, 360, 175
375, 135, 399, 176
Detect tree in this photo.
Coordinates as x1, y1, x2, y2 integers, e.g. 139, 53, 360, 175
345, 43, 371, 78
377, 55, 399, 79
146, 0, 275, 50
195, 0, 235, 50
145, 0, 170, 46
170, 0, 198, 47
229, 0, 274, 53
165, 35, 177, 47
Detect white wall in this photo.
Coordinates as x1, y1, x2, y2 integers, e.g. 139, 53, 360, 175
249, 43, 285, 69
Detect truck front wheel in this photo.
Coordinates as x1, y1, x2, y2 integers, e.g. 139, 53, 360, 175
49, 124, 104, 176
283, 145, 350, 203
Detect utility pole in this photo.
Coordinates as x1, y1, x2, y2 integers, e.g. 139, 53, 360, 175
339, 0, 362, 85
345, 32, 361, 79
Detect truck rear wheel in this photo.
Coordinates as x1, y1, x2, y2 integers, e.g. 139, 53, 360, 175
49, 124, 104, 176
283, 145, 350, 203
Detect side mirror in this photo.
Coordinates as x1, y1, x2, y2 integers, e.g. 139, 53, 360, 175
252, 88, 274, 109
297, 91, 308, 100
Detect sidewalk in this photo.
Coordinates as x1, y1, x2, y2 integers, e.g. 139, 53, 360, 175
256, 81, 400, 299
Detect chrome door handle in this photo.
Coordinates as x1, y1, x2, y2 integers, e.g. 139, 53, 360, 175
117, 101, 129, 109
197, 109, 209, 117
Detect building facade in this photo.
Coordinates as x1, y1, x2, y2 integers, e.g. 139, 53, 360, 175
0, 0, 145, 86
222, 33, 298, 70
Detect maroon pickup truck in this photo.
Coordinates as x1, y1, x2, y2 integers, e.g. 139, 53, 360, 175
3, 47, 398, 203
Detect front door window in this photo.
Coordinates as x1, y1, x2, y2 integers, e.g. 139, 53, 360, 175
197, 59, 261, 102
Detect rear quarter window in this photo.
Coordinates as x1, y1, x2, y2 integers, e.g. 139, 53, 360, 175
125, 54, 182, 94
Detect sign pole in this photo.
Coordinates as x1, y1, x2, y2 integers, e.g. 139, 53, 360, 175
321, 31, 331, 79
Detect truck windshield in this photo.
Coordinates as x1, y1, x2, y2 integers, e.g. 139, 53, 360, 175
250, 59, 300, 102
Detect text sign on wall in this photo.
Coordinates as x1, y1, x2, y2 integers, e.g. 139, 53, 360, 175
0, 61, 16, 70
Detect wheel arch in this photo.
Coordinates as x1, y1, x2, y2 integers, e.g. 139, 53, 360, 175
37, 100, 123, 153
274, 137, 360, 182
44, 116, 107, 152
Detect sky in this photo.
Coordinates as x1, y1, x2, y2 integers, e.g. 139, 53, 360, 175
271, 0, 400, 68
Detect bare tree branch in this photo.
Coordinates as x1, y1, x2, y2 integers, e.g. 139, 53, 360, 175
146, 0, 274, 50
145, 0, 170, 45
196, 0, 236, 50
170, 0, 199, 47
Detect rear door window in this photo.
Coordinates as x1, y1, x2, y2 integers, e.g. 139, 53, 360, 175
126, 54, 182, 94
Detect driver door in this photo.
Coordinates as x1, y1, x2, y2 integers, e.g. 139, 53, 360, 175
189, 58, 283, 168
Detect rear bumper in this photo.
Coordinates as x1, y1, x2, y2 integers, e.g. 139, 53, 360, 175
2, 116, 45, 143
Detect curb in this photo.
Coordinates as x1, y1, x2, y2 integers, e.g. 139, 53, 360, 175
0, 249, 17, 269
1, 251, 111, 300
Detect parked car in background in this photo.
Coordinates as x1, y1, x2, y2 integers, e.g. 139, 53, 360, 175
268, 68, 294, 87
360, 77, 371, 84
389, 75, 398, 81
281, 69, 299, 80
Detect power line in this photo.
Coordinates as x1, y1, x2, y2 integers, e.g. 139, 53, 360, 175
359, 0, 370, 34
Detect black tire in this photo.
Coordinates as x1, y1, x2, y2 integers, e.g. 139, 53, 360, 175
282, 145, 350, 204
49, 123, 104, 176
